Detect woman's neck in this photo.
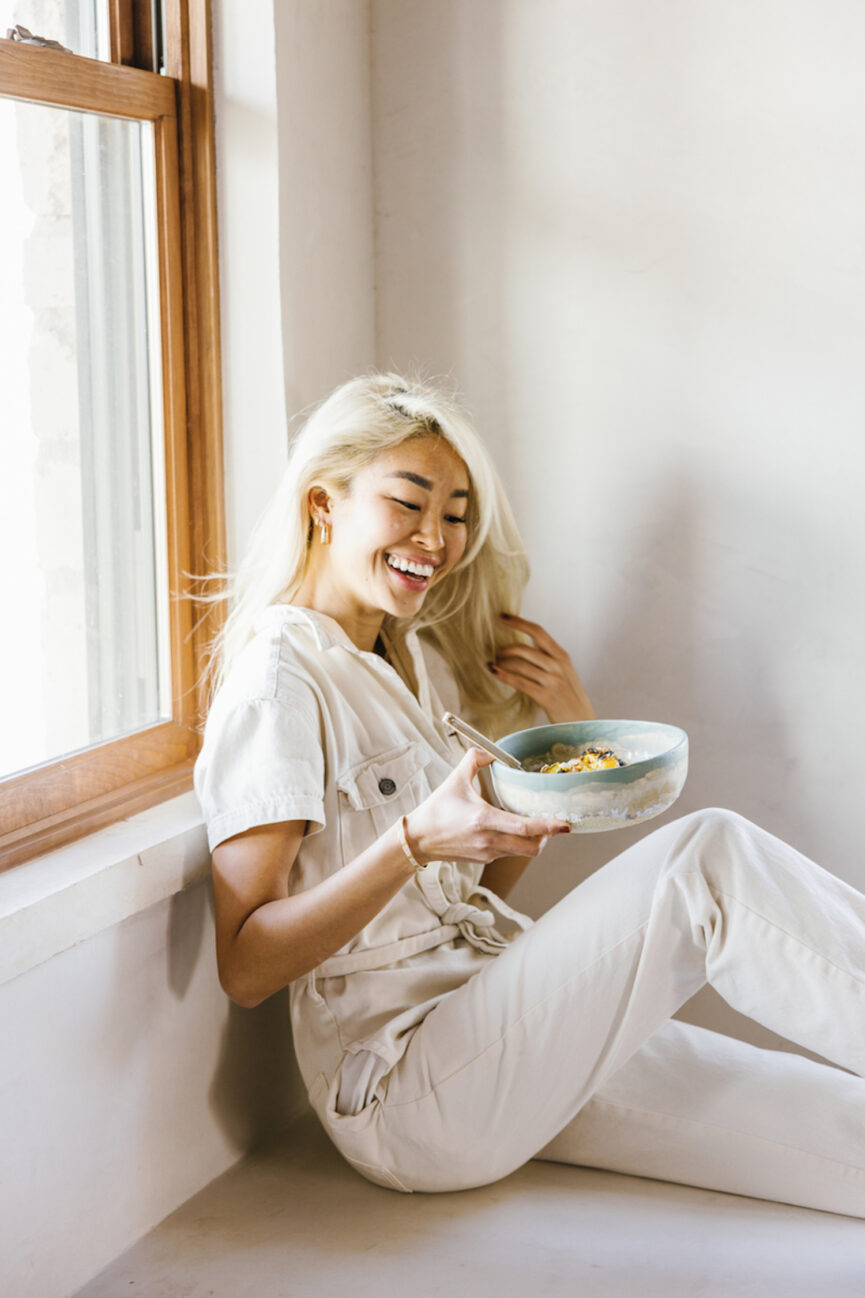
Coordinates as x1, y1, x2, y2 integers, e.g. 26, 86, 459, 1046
292, 572, 384, 653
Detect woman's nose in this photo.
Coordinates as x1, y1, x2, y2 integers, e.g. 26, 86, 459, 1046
414, 512, 444, 549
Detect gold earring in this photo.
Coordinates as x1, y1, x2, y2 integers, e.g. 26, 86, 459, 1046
320, 519, 330, 545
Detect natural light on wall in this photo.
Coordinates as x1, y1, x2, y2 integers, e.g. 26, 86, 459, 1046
0, 95, 171, 781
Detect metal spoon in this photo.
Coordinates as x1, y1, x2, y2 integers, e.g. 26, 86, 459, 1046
442, 712, 524, 770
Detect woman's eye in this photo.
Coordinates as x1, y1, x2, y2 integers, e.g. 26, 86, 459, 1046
388, 496, 465, 525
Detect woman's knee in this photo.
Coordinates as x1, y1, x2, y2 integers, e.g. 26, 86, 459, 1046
669, 807, 761, 858
674, 806, 748, 836
659, 806, 763, 891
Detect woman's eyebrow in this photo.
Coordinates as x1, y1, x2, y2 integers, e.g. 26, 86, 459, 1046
386, 470, 468, 499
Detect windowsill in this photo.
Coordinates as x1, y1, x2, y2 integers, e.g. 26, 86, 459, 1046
0, 792, 210, 988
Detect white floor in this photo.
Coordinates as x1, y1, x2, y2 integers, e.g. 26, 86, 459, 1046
74, 1114, 865, 1298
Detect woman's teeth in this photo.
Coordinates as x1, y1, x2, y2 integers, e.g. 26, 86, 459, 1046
387, 554, 435, 580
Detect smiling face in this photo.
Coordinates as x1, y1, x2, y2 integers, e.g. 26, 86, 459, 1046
299, 435, 471, 649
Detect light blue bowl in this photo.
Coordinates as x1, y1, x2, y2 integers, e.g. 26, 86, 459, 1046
491, 720, 688, 833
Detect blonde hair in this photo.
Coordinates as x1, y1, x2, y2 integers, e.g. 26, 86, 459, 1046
205, 373, 535, 736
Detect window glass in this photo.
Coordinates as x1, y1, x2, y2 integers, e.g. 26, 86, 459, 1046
4, 0, 109, 61
0, 97, 169, 781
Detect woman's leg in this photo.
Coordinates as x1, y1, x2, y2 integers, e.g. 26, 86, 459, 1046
337, 809, 865, 1198
538, 1018, 865, 1218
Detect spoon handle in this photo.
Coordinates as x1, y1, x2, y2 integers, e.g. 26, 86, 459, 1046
442, 712, 523, 770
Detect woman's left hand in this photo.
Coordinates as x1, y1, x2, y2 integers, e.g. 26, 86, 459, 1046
490, 613, 596, 724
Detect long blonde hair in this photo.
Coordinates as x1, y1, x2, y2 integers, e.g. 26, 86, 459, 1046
206, 373, 535, 735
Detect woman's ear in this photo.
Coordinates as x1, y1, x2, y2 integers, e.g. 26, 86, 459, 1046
307, 484, 332, 526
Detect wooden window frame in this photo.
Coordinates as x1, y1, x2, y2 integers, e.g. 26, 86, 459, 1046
0, 0, 225, 871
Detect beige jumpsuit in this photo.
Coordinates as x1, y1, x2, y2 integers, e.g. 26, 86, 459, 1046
195, 605, 865, 1215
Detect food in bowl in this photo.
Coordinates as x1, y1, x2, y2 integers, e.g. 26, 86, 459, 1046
491, 720, 688, 833
531, 744, 627, 774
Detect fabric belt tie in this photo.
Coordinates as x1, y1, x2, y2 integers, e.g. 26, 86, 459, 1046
315, 923, 463, 978
313, 863, 527, 979
439, 901, 495, 929
415, 863, 516, 954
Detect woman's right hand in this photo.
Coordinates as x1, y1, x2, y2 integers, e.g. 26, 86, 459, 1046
405, 747, 570, 866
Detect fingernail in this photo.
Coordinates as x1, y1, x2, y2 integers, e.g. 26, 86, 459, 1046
500, 612, 512, 620
487, 663, 499, 674
555, 825, 571, 834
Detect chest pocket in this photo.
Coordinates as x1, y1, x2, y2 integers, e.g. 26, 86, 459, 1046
336, 741, 434, 838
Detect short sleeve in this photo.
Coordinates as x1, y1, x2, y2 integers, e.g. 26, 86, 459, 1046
194, 694, 326, 851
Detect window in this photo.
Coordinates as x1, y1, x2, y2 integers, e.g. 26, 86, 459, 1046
0, 0, 224, 869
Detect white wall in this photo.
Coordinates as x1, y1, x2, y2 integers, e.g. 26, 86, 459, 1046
216, 0, 290, 561
275, 0, 376, 427
219, 0, 376, 563
0, 886, 300, 1297
372, 0, 865, 1047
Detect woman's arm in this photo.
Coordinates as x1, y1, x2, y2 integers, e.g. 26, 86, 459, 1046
212, 816, 417, 1007
212, 747, 569, 1007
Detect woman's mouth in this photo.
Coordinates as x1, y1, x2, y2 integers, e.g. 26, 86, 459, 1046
385, 553, 436, 589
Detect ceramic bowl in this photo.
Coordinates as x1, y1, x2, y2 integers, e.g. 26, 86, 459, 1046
490, 719, 688, 833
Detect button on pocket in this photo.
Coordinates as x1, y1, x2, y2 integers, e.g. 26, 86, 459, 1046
338, 743, 430, 811
337, 742, 433, 837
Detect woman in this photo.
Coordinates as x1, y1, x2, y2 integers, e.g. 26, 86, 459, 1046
195, 373, 865, 1213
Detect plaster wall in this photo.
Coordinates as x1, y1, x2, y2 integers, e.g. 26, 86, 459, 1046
220, 0, 376, 562
0, 887, 299, 1298
275, 0, 376, 432
216, 0, 289, 562
371, 0, 865, 1047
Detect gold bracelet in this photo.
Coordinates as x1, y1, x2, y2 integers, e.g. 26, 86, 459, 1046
397, 815, 425, 871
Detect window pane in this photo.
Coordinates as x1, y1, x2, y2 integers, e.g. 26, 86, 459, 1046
0, 97, 169, 781
5, 0, 110, 61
